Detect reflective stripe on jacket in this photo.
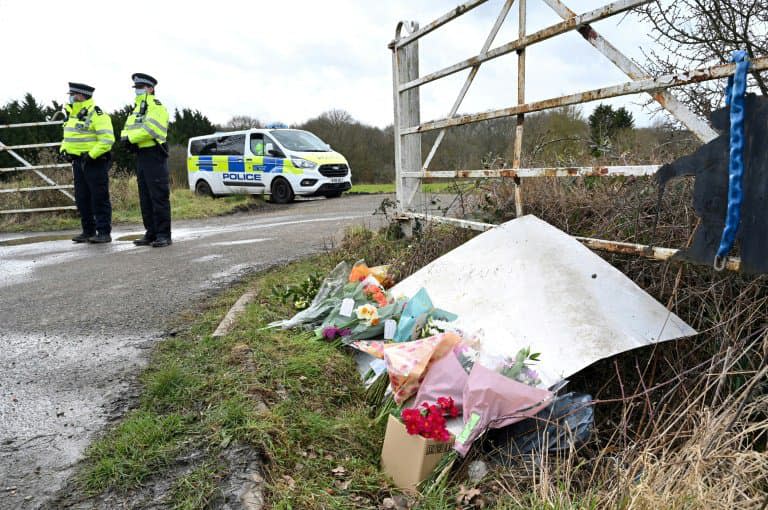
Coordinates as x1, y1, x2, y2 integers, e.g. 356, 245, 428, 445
121, 93, 169, 148
60, 98, 115, 158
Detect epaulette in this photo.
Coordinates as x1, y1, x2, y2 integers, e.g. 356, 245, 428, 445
153, 99, 162, 105
93, 106, 103, 115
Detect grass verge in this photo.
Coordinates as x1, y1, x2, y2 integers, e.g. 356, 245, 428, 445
74, 256, 408, 508
0, 176, 257, 233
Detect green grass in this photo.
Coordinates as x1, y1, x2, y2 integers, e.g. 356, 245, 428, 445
74, 257, 398, 508
81, 411, 188, 492
0, 176, 256, 233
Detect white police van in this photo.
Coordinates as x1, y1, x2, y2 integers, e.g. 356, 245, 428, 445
187, 127, 352, 203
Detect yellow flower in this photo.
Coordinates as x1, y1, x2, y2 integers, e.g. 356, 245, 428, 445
355, 304, 379, 322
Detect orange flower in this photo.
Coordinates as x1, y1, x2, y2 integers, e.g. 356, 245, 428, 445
371, 318, 380, 326
349, 264, 371, 283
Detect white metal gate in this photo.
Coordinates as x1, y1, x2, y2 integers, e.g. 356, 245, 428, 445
391, 0, 768, 272
0, 117, 76, 214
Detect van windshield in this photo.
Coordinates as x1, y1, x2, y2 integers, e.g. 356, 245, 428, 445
269, 130, 330, 152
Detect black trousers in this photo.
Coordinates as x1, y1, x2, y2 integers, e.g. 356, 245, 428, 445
72, 155, 112, 235
136, 146, 171, 239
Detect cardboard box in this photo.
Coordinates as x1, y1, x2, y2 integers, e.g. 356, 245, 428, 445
380, 414, 453, 491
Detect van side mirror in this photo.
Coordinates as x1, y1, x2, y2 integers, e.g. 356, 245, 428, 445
266, 142, 283, 157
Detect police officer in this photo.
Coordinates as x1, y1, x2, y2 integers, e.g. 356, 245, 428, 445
121, 73, 172, 247
60, 82, 115, 243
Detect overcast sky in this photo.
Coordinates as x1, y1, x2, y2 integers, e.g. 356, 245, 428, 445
0, 0, 665, 128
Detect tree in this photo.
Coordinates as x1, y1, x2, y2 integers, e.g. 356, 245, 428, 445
296, 110, 394, 183
0, 93, 62, 168
588, 104, 634, 156
109, 104, 135, 173
168, 108, 216, 145
638, 0, 768, 116
224, 115, 262, 131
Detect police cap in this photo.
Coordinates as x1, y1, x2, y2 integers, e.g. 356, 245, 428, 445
68, 82, 95, 96
132, 73, 158, 88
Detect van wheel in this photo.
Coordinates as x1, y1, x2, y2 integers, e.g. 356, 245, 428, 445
195, 180, 215, 198
270, 178, 294, 204
324, 191, 343, 198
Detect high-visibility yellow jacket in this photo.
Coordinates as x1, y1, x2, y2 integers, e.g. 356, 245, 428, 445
121, 93, 169, 148
60, 98, 115, 158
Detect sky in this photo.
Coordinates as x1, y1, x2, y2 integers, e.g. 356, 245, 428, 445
0, 0, 667, 128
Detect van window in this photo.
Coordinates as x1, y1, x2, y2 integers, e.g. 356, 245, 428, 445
249, 134, 264, 156
216, 134, 245, 156
190, 137, 217, 155
264, 135, 284, 157
270, 129, 329, 152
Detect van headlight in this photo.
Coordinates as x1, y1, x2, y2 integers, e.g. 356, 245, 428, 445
290, 157, 317, 169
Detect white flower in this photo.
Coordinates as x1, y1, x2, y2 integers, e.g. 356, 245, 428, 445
355, 304, 379, 322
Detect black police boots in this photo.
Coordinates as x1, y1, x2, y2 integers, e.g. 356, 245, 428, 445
88, 233, 112, 243
133, 236, 155, 246
72, 231, 95, 243
151, 237, 172, 248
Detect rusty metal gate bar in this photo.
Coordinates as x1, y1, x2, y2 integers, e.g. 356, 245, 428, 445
404, 56, 768, 135
0, 118, 76, 214
390, 0, 759, 272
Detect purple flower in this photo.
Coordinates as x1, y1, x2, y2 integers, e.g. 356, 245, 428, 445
322, 326, 340, 340
322, 326, 352, 340
524, 368, 539, 380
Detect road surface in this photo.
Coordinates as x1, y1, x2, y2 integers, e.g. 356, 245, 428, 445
0, 195, 387, 509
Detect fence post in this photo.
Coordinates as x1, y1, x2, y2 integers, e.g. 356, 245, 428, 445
392, 22, 421, 214
512, 0, 526, 217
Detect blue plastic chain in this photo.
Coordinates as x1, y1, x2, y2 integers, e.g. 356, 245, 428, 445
714, 50, 750, 271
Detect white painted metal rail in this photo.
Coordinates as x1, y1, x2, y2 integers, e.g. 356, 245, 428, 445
0, 118, 75, 214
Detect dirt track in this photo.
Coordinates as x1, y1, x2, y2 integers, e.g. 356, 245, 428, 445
0, 195, 387, 509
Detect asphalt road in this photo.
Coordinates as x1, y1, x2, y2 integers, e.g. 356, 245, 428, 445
0, 195, 388, 509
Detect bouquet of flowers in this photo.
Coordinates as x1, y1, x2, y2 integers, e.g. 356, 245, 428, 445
454, 344, 542, 388
268, 261, 397, 332
315, 277, 406, 343
499, 346, 542, 386
400, 397, 459, 442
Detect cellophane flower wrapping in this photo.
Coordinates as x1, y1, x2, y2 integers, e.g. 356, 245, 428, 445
383, 332, 461, 404
454, 363, 553, 456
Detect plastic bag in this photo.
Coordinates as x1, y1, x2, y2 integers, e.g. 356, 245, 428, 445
393, 288, 457, 342
482, 392, 593, 459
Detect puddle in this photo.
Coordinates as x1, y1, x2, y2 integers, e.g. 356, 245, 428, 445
211, 238, 271, 246
0, 234, 71, 246
116, 234, 143, 242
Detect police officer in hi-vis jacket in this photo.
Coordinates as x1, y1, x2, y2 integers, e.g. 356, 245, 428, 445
121, 73, 172, 247
60, 82, 115, 243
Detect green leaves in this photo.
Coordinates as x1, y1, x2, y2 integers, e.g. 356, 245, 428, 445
270, 272, 324, 311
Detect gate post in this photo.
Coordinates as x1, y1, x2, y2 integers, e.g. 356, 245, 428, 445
391, 22, 421, 215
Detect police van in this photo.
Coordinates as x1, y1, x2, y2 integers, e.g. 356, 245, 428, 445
187, 128, 352, 203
